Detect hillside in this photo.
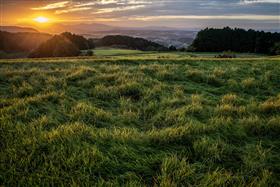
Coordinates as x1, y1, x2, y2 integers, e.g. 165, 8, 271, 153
28, 35, 81, 58
95, 35, 168, 51
0, 31, 51, 53
0, 55, 279, 186
0, 26, 38, 33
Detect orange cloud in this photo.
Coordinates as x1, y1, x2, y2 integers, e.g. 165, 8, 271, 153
31, 1, 70, 10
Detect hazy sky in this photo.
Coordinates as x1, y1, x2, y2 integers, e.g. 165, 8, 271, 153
0, 0, 279, 30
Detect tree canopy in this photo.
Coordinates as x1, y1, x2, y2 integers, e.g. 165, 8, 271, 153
190, 27, 280, 54
29, 35, 80, 58
95, 35, 168, 51
61, 32, 93, 50
0, 31, 51, 53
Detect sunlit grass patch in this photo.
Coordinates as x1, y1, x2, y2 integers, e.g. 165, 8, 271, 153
241, 77, 258, 90
149, 121, 208, 144
92, 84, 118, 100
213, 67, 226, 78
215, 94, 247, 117
70, 101, 112, 126
260, 94, 280, 114
67, 66, 96, 81
221, 93, 238, 104
186, 69, 205, 82
43, 122, 90, 143
215, 104, 237, 117
184, 94, 204, 115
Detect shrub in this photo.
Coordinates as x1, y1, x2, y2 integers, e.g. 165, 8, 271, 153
215, 51, 236, 58
269, 42, 280, 55
168, 45, 177, 51
86, 50, 94, 56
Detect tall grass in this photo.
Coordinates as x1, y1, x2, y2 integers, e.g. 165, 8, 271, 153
0, 56, 279, 186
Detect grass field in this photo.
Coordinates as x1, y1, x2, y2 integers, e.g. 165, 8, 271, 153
93, 48, 147, 56
90, 48, 266, 58
0, 55, 280, 186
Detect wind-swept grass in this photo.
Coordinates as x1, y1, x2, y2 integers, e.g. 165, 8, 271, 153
0, 56, 280, 186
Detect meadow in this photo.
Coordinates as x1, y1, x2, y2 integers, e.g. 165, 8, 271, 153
0, 53, 280, 186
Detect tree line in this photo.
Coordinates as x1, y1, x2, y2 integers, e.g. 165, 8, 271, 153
95, 35, 168, 51
29, 32, 95, 58
1, 31, 169, 58
0, 31, 51, 53
189, 27, 280, 54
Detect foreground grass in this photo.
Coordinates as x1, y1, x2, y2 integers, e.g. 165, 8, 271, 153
0, 56, 280, 186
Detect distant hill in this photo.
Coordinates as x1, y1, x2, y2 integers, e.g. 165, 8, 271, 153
95, 35, 168, 51
0, 31, 167, 58
0, 26, 38, 33
36, 23, 119, 34
0, 31, 51, 53
61, 23, 118, 33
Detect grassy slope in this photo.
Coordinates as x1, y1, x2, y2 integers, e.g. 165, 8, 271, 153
0, 55, 280, 186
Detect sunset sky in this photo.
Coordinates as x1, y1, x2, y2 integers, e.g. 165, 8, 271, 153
0, 0, 279, 30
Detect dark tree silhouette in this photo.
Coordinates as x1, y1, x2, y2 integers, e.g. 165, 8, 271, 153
270, 42, 280, 55
61, 32, 91, 50
190, 27, 280, 54
0, 31, 51, 53
169, 45, 177, 51
95, 35, 168, 51
29, 35, 80, 58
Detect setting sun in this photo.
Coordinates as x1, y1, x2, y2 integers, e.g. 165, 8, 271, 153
34, 16, 49, 23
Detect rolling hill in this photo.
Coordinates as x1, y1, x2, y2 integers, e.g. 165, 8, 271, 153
0, 26, 38, 33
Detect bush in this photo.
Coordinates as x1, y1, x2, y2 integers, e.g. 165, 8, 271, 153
178, 47, 186, 52
168, 45, 177, 51
215, 51, 236, 58
86, 50, 94, 56
269, 42, 280, 55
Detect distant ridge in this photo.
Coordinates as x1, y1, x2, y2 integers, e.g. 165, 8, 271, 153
0, 26, 38, 33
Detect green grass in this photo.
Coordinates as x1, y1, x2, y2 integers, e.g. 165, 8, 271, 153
89, 48, 266, 58
0, 55, 280, 186
85, 48, 266, 59
92, 48, 149, 56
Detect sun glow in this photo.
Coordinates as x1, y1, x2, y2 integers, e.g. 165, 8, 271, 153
34, 16, 49, 23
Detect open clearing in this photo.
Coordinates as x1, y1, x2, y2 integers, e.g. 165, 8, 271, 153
0, 55, 280, 186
